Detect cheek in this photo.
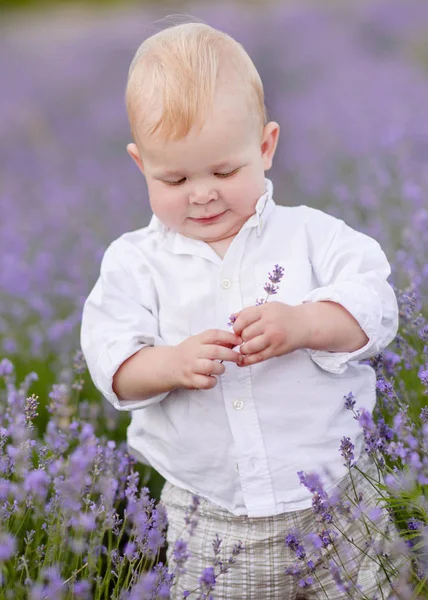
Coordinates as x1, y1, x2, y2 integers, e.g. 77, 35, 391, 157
226, 180, 258, 215
149, 185, 186, 225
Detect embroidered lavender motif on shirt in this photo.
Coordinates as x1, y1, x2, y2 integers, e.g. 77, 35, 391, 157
227, 264, 285, 327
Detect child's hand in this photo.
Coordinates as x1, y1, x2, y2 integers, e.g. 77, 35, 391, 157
231, 301, 310, 367
172, 329, 243, 390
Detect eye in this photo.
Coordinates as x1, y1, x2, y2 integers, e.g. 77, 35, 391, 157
163, 168, 239, 186
164, 178, 186, 186
215, 169, 239, 178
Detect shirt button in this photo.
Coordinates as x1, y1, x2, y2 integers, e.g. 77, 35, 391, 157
233, 399, 244, 410
235, 463, 239, 472
221, 278, 231, 289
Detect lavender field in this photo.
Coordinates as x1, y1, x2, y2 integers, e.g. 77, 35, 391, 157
1, 0, 428, 597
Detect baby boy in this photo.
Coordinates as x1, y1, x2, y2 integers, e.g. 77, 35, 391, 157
81, 21, 400, 600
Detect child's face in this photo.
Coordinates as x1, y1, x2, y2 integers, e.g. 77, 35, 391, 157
127, 85, 279, 245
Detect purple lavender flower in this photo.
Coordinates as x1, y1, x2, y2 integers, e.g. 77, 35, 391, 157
418, 364, 428, 391
0, 359, 13, 378
173, 538, 190, 571
73, 580, 91, 599
303, 531, 323, 551
328, 560, 362, 595
407, 517, 423, 531
128, 571, 157, 600
285, 532, 301, 552
268, 264, 285, 284
344, 391, 356, 411
212, 533, 222, 556
184, 495, 200, 536
376, 376, 396, 400
263, 282, 279, 295
298, 575, 314, 588
0, 533, 16, 560
227, 315, 237, 327
319, 529, 337, 548
297, 471, 327, 498
23, 469, 50, 500
29, 565, 63, 600
355, 408, 382, 455
227, 264, 285, 327
69, 512, 97, 532
285, 562, 302, 577
199, 566, 216, 587
311, 492, 333, 524
284, 531, 318, 589
24, 394, 39, 430
339, 436, 356, 468
146, 520, 166, 556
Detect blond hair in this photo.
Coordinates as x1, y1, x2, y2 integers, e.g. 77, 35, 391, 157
125, 21, 268, 142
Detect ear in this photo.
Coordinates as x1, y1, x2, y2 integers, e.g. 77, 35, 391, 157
127, 143, 145, 174
261, 121, 280, 171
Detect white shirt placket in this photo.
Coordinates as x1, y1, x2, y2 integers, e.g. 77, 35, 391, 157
216, 226, 276, 515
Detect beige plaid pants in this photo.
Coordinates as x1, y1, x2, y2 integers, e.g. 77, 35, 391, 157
160, 451, 406, 600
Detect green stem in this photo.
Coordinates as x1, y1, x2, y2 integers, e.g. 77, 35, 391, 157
348, 465, 395, 590
110, 515, 129, 596
102, 528, 113, 599
62, 562, 88, 587
11, 508, 30, 540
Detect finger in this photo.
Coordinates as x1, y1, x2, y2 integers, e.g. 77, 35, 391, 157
232, 307, 261, 336
240, 334, 267, 357
203, 329, 242, 348
194, 358, 220, 376
203, 345, 242, 364
239, 348, 270, 367
196, 358, 227, 377
240, 321, 264, 343
209, 361, 227, 376
189, 374, 218, 390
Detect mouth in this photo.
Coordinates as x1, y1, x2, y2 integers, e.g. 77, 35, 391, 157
188, 210, 227, 224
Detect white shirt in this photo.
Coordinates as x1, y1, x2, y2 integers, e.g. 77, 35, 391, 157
80, 178, 398, 517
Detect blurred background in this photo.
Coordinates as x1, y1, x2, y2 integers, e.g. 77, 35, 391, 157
1, 0, 428, 495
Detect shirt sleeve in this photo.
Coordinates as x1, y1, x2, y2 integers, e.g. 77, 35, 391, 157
301, 208, 399, 374
80, 238, 169, 410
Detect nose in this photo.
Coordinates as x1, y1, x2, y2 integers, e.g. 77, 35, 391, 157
189, 184, 218, 204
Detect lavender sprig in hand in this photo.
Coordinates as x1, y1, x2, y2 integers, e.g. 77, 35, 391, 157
228, 264, 285, 327
220, 265, 285, 364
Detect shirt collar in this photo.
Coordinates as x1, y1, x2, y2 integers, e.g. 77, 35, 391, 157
148, 176, 275, 252
250, 177, 275, 237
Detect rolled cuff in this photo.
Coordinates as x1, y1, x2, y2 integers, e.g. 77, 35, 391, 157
302, 284, 382, 374
94, 333, 170, 411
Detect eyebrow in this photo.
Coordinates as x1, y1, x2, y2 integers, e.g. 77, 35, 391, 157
157, 161, 234, 177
